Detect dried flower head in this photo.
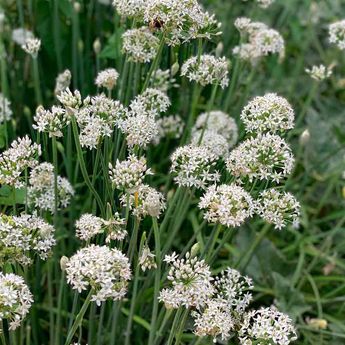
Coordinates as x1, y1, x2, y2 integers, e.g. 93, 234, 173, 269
33, 105, 69, 137
181, 55, 229, 88
0, 273, 33, 331
109, 154, 152, 192
329, 19, 345, 50
0, 136, 41, 187
21, 37, 41, 58
95, 68, 119, 90
239, 307, 297, 345
54, 69, 72, 95
170, 144, 220, 189
139, 244, 157, 271
256, 188, 300, 229
122, 27, 160, 63
305, 64, 333, 81
0, 93, 13, 123
240, 93, 294, 134
28, 162, 74, 213
159, 251, 214, 309
199, 184, 254, 227
226, 134, 294, 183
0, 214, 56, 266
192, 110, 238, 147
65, 244, 131, 305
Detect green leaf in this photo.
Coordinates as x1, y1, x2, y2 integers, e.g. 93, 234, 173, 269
0, 185, 26, 205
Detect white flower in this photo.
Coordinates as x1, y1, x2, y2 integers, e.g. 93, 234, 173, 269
256, 188, 300, 229
256, 0, 274, 8
57, 88, 82, 110
199, 184, 254, 227
329, 19, 345, 50
109, 154, 152, 192
170, 144, 220, 189
240, 93, 294, 134
33, 105, 69, 137
192, 110, 238, 147
75, 214, 104, 241
21, 37, 41, 58
0, 93, 13, 123
159, 251, 214, 309
0, 136, 41, 187
239, 307, 297, 345
226, 133, 294, 183
154, 115, 184, 144
181, 55, 229, 88
28, 162, 74, 213
95, 68, 119, 90
112, 0, 147, 18
54, 69, 72, 95
150, 68, 178, 92
305, 64, 333, 81
134, 88, 171, 115
122, 27, 160, 63
0, 214, 56, 266
0, 273, 33, 330
103, 212, 127, 242
139, 244, 157, 271
65, 245, 131, 305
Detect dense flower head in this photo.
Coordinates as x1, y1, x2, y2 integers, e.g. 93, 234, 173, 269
0, 273, 33, 331
329, 19, 345, 50
181, 55, 229, 88
103, 212, 127, 242
65, 244, 131, 305
109, 154, 152, 191
240, 93, 294, 134
54, 69, 72, 95
0, 214, 56, 266
256, 189, 300, 229
122, 27, 160, 63
170, 144, 220, 189
233, 18, 284, 63
150, 68, 178, 92
305, 64, 333, 81
75, 214, 104, 241
154, 115, 184, 144
139, 244, 157, 271
57, 88, 82, 110
75, 94, 126, 149
192, 110, 238, 147
12, 28, 34, 45
199, 184, 254, 227
191, 130, 229, 159
21, 37, 41, 57
0, 136, 41, 187
0, 93, 13, 123
226, 134, 294, 183
112, 0, 147, 18
33, 105, 69, 137
239, 307, 297, 345
121, 184, 166, 218
134, 88, 171, 115
95, 68, 119, 90
28, 162, 74, 213
159, 251, 214, 309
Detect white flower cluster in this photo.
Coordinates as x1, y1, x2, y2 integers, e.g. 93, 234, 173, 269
95, 68, 119, 90
239, 307, 297, 345
21, 37, 41, 58
240, 93, 294, 134
120, 184, 166, 218
112, 0, 147, 18
199, 184, 255, 227
170, 144, 220, 189
0, 93, 12, 123
103, 213, 127, 242
226, 134, 294, 183
54, 69, 72, 95
57, 88, 82, 110
0, 214, 56, 266
159, 251, 214, 309
139, 244, 157, 271
75, 94, 126, 149
28, 162, 74, 213
192, 110, 238, 148
305, 64, 332, 81
65, 244, 131, 305
256, 189, 301, 229
122, 27, 160, 63
181, 55, 229, 88
154, 115, 184, 144
33, 105, 69, 137
0, 273, 33, 331
233, 18, 284, 63
256, 0, 274, 8
150, 68, 178, 92
109, 154, 152, 191
0, 136, 41, 187
329, 19, 345, 50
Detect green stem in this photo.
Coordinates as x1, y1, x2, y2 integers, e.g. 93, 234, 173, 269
32, 58, 42, 106
54, 273, 65, 345
166, 308, 182, 345
174, 309, 189, 345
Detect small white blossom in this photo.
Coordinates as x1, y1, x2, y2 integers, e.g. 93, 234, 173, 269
139, 244, 157, 271
0, 273, 33, 331
0, 93, 13, 123
57, 88, 82, 110
65, 245, 131, 306
181, 55, 229, 88
154, 115, 184, 144
150, 68, 178, 92
75, 214, 104, 241
103, 213, 127, 242
21, 37, 41, 58
329, 19, 345, 50
305, 64, 333, 81
256, 189, 301, 229
112, 0, 147, 18
95, 68, 119, 90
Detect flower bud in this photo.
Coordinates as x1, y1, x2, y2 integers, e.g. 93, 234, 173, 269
60, 256, 69, 271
